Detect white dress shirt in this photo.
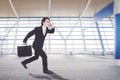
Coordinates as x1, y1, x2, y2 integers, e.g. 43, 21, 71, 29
42, 26, 46, 35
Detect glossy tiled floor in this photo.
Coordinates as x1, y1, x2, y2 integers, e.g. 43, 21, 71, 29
0, 54, 120, 80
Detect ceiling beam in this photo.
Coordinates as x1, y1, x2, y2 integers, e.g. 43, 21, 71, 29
79, 0, 91, 17
48, 0, 51, 17
8, 0, 19, 18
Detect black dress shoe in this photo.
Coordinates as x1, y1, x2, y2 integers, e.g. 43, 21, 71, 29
43, 70, 54, 74
21, 62, 27, 69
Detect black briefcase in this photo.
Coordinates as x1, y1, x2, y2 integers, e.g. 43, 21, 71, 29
17, 45, 32, 57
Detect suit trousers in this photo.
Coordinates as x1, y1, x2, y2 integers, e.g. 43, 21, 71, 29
22, 48, 48, 71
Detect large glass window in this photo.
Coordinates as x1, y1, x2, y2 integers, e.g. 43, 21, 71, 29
0, 17, 114, 55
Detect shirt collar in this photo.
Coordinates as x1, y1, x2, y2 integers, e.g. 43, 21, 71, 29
42, 26, 46, 29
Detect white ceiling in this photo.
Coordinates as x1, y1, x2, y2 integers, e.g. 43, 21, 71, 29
0, 0, 113, 17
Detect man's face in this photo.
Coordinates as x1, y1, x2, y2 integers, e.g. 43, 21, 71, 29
43, 19, 50, 27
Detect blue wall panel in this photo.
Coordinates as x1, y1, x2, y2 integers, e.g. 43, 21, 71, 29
93, 1, 113, 22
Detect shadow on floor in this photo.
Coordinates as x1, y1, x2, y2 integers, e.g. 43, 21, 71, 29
29, 72, 69, 80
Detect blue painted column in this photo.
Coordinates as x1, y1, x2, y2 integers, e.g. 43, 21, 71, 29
114, 0, 120, 59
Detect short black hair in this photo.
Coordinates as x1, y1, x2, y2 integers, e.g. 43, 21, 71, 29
41, 17, 50, 26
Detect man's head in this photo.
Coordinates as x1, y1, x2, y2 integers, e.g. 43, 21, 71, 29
41, 17, 50, 27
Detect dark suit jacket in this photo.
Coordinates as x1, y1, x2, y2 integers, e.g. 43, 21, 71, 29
23, 26, 55, 49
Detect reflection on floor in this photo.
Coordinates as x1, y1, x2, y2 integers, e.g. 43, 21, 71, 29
0, 54, 120, 80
